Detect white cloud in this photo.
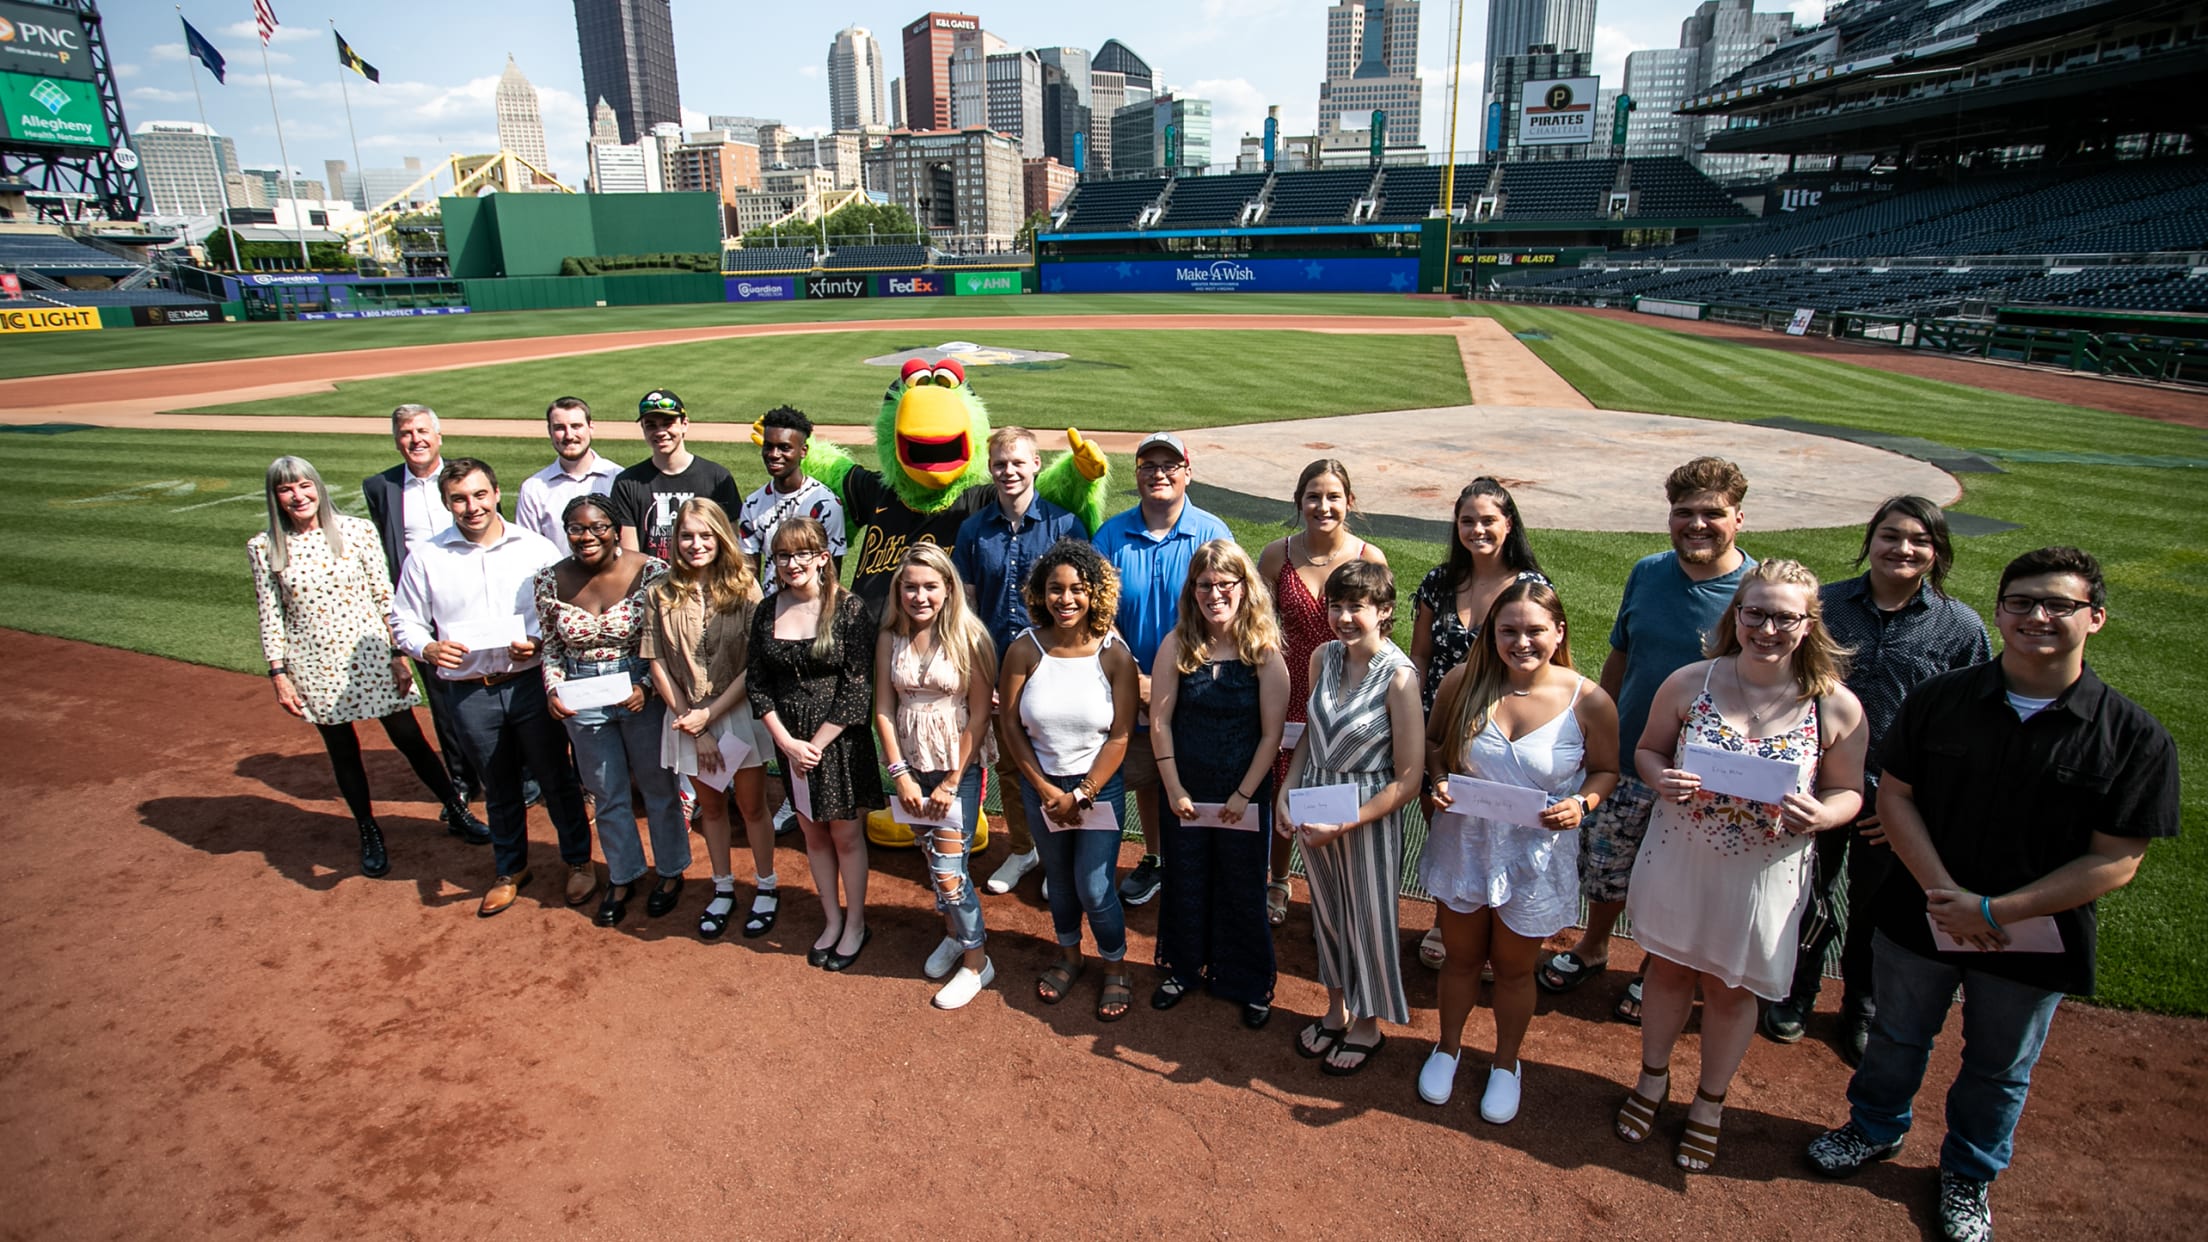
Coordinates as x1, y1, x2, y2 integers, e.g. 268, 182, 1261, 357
125, 86, 196, 105
798, 65, 820, 79
681, 106, 708, 132
149, 44, 185, 63
1592, 24, 1654, 86
218, 20, 315, 45
1188, 76, 1268, 150
114, 61, 141, 80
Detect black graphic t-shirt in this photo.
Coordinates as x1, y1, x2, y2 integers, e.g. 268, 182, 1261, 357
608, 455, 740, 562
843, 466, 992, 617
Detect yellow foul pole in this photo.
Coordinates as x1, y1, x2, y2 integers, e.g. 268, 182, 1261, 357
1439, 0, 1467, 221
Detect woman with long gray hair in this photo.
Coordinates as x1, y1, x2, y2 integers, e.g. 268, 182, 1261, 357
247, 455, 483, 877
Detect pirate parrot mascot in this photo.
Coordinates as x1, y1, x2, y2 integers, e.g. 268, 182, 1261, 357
757, 355, 1111, 845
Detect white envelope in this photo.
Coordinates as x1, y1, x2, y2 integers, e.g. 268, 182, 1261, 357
557, 671, 633, 711
1445, 774, 1550, 828
1286, 782, 1361, 827
790, 772, 813, 821
1183, 801, 1260, 831
691, 730, 753, 792
1680, 742, 1804, 805
1280, 721, 1305, 750
1929, 914, 2065, 954
443, 615, 525, 652
892, 796, 963, 829
1041, 800, 1122, 833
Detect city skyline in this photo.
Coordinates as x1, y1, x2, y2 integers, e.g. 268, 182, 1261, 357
107, 0, 1828, 193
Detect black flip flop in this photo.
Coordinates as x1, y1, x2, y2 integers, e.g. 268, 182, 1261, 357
1322, 1031, 1387, 1077
1536, 950, 1608, 994
1295, 1019, 1346, 1059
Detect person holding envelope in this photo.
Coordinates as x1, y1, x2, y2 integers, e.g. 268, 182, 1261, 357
750, 516, 885, 971
1416, 580, 1619, 1122
392, 458, 595, 918
1152, 540, 1290, 1029
643, 499, 778, 941
1616, 560, 1868, 1171
1806, 547, 2179, 1242
872, 545, 1000, 1010
535, 495, 677, 928
998, 539, 1141, 1021
1276, 561, 1425, 1076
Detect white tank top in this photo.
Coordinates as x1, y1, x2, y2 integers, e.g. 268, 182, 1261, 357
1018, 629, 1118, 775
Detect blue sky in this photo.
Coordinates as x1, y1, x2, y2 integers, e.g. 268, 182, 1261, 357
106, 0, 1823, 186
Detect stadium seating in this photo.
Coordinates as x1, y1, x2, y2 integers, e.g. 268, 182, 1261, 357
1263, 168, 1375, 226
723, 247, 813, 273
1156, 173, 1270, 228
0, 232, 141, 272
822, 244, 927, 269
1626, 158, 1749, 219
28, 288, 221, 308
1497, 160, 1620, 219
1056, 177, 1169, 231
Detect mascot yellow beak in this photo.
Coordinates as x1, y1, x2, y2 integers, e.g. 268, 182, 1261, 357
894, 381, 973, 489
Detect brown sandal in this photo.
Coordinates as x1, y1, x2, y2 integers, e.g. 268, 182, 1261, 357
1676, 1088, 1726, 1171
1615, 1062, 1669, 1143
1037, 959, 1085, 1005
1097, 972, 1133, 1023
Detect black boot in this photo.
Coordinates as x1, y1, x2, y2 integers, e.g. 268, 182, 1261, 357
444, 802, 491, 845
358, 819, 391, 878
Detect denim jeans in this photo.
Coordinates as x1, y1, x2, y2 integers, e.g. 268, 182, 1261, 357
1846, 930, 2065, 1181
561, 657, 687, 885
446, 671, 592, 878
912, 767, 986, 950
1021, 771, 1129, 961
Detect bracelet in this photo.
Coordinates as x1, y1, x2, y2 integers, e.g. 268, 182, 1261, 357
268, 665, 287, 678
886, 760, 910, 778
1235, 787, 1254, 801
1153, 754, 1174, 763
1980, 895, 2002, 932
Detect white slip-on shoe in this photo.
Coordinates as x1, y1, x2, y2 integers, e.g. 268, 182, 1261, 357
1417, 1046, 1461, 1106
932, 958, 995, 1010
985, 849, 1039, 894
1480, 1062, 1522, 1124
923, 935, 962, 980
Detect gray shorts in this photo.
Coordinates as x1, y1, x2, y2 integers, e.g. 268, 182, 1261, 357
1577, 774, 1656, 904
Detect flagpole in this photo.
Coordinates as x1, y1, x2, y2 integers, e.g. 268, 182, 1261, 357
257, 33, 310, 267
329, 21, 370, 253
177, 6, 241, 270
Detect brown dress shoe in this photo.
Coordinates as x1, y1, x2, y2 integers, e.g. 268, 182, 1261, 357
478, 869, 532, 918
564, 862, 598, 906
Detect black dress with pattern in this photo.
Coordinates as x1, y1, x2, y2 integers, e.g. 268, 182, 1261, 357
746, 592, 885, 822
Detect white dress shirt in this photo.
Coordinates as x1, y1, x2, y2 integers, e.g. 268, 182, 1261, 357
400, 459, 454, 551
513, 451, 623, 544
392, 520, 564, 679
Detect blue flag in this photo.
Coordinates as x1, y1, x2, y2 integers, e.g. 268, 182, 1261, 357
181, 16, 225, 84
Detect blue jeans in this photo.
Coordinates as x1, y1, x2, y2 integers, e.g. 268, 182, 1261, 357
912, 768, 986, 950
1846, 930, 2064, 1181
561, 657, 687, 885
445, 671, 592, 878
1022, 771, 1128, 961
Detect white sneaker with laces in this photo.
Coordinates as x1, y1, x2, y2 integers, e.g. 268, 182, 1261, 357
932, 958, 995, 1010
923, 935, 962, 980
1480, 1062, 1522, 1124
985, 849, 1039, 894
1417, 1047, 1461, 1106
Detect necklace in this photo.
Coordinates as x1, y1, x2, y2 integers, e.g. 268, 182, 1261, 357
1301, 532, 1343, 567
1732, 656, 1795, 727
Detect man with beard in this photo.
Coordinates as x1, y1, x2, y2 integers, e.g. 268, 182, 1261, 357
1536, 457, 1755, 1025
513, 396, 622, 543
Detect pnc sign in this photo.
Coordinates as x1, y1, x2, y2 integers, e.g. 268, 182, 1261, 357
0, 1, 90, 80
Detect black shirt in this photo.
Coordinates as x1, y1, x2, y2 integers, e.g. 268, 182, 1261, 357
1874, 659, 2181, 995
841, 465, 991, 616
1820, 575, 1991, 780
608, 455, 740, 564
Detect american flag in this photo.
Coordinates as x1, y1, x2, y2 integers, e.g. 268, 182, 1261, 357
253, 0, 278, 46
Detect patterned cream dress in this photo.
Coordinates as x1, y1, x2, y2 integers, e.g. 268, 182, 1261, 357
247, 514, 420, 727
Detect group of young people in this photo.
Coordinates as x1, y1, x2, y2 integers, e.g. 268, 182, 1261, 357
246, 391, 2178, 1242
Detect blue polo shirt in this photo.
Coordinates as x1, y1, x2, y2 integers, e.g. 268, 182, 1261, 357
953, 493, 1087, 658
1092, 499, 1233, 673
1609, 548, 1756, 769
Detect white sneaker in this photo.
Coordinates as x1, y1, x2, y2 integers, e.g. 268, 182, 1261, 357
923, 935, 962, 980
931, 958, 995, 1010
773, 797, 797, 835
1417, 1046, 1461, 1106
1480, 1062, 1522, 1124
985, 849, 1039, 894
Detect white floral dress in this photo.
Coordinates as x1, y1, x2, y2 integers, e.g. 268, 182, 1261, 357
247, 514, 419, 726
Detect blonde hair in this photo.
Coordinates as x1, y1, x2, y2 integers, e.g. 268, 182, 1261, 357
771, 516, 843, 662
1170, 540, 1283, 674
261, 455, 345, 575
653, 498, 759, 615
1430, 579, 1575, 771
882, 543, 998, 689
1705, 559, 1850, 700
987, 425, 1038, 458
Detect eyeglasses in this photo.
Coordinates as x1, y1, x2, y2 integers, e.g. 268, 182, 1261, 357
1194, 578, 1243, 596
640, 396, 682, 412
771, 550, 821, 565
1135, 461, 1187, 478
1998, 594, 2095, 618
563, 521, 614, 537
1738, 605, 1809, 633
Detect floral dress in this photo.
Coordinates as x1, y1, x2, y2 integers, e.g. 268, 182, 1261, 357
247, 514, 418, 726
532, 556, 667, 693
1413, 566, 1549, 713
1625, 663, 1822, 999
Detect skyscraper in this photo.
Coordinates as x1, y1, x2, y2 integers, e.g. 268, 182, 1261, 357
1680, 0, 1793, 179
1317, 0, 1423, 146
1482, 0, 1597, 108
828, 26, 890, 131
131, 121, 238, 218
1091, 39, 1153, 93
495, 57, 551, 188
1621, 47, 1697, 157
986, 48, 1044, 159
903, 12, 980, 132
572, 0, 682, 145
948, 26, 1006, 130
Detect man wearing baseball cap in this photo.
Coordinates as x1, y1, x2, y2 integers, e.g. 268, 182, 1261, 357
1091, 431, 1232, 906
608, 388, 741, 563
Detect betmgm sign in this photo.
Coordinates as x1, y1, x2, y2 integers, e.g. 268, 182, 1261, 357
1517, 77, 1598, 148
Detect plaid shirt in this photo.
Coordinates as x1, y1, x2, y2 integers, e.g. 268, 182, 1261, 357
1819, 574, 1991, 779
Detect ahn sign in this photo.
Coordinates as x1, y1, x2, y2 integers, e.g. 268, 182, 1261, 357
725, 276, 796, 302
879, 272, 946, 297
805, 274, 869, 300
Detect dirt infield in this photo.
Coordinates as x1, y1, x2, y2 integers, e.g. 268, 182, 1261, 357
3, 630, 2200, 1238
1555, 307, 2208, 428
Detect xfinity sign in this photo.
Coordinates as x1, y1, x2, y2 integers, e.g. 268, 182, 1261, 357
805, 274, 869, 300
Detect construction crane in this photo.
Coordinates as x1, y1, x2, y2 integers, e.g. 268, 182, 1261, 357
340, 150, 574, 260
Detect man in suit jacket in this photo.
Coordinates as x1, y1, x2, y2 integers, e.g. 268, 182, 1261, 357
364, 403, 484, 835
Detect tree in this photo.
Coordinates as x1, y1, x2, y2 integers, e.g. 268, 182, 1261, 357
1015, 209, 1054, 254
200, 227, 351, 271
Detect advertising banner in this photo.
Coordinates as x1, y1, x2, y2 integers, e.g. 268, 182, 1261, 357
724, 276, 796, 302
0, 70, 109, 147
1518, 77, 1599, 147
245, 272, 326, 286
804, 273, 869, 300
1039, 256, 1418, 295
0, 272, 18, 299
1786, 307, 1817, 336
953, 270, 1021, 297
296, 307, 471, 320
877, 271, 947, 297
0, 2, 94, 80
129, 304, 219, 327
0, 304, 99, 333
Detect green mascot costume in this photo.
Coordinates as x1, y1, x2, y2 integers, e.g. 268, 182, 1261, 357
762, 355, 1112, 846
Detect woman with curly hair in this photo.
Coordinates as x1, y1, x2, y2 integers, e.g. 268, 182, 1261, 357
998, 538, 1141, 1021
1152, 540, 1290, 1028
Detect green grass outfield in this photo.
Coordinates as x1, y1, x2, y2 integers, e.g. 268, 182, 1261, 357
6, 300, 2202, 1013
0, 293, 1461, 380
184, 329, 1469, 433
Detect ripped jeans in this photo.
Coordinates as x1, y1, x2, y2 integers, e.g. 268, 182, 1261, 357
912, 767, 986, 950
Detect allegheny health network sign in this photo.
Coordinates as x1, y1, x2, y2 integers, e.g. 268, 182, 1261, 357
0, 71, 108, 148
953, 270, 1020, 296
